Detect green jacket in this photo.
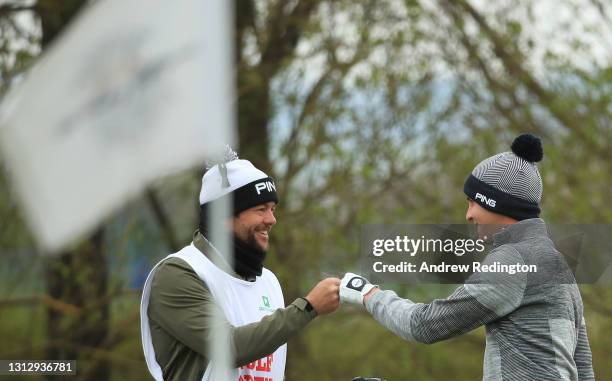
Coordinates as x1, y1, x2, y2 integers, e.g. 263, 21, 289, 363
147, 232, 316, 380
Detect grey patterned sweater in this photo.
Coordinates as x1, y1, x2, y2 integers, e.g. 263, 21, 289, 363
365, 218, 595, 380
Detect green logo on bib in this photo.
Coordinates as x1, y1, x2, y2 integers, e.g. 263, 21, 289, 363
259, 295, 274, 312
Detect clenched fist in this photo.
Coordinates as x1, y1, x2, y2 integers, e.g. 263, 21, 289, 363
305, 277, 341, 315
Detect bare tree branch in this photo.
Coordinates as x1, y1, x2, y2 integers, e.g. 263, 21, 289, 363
235, 0, 256, 65
445, 0, 607, 155
260, 0, 319, 79
440, 2, 541, 135
590, 0, 612, 30
0, 3, 36, 18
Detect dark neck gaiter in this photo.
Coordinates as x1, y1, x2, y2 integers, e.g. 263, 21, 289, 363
232, 235, 267, 279
201, 230, 267, 279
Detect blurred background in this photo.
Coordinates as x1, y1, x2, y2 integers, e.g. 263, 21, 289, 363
1, 0, 611, 380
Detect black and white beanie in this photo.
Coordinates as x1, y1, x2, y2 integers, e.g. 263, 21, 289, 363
463, 134, 543, 221
200, 147, 278, 214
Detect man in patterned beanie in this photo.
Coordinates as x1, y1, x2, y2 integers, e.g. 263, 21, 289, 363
340, 134, 594, 380
463, 133, 544, 241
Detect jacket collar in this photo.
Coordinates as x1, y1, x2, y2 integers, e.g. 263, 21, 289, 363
192, 230, 240, 278
492, 218, 548, 248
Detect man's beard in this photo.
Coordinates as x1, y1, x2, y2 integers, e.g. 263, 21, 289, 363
200, 224, 269, 279
232, 232, 267, 279
245, 229, 266, 251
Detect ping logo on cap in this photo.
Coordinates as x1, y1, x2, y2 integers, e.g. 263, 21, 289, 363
475, 192, 496, 207
255, 180, 276, 195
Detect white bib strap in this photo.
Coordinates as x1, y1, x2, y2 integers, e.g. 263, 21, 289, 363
140, 251, 191, 381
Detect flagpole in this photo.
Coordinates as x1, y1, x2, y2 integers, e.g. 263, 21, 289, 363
207, 0, 236, 379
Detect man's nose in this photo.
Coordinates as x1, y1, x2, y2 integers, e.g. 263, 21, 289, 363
264, 210, 276, 226
465, 207, 473, 223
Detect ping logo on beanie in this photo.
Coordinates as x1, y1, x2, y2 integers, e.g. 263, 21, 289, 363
475, 192, 496, 207
255, 180, 277, 195
463, 134, 543, 221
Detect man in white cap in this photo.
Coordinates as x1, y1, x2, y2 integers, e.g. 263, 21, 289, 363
340, 134, 594, 380
140, 148, 340, 380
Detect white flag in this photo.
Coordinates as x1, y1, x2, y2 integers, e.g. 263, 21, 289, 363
0, 0, 234, 252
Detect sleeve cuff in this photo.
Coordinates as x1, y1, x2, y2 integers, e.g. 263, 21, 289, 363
365, 288, 386, 314
292, 298, 318, 319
